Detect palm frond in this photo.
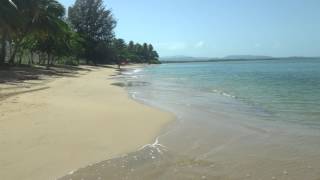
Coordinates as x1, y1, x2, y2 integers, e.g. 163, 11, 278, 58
8, 0, 17, 8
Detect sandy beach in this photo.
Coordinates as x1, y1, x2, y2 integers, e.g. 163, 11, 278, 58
0, 66, 174, 180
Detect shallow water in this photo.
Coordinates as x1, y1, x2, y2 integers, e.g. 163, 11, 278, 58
60, 58, 320, 180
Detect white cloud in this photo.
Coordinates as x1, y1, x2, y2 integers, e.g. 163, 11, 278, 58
272, 41, 281, 48
254, 43, 261, 48
155, 41, 205, 51
156, 42, 187, 51
195, 41, 205, 48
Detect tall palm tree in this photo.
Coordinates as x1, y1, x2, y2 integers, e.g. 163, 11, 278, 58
0, 0, 72, 66
0, 0, 19, 64
0, 0, 17, 32
28, 0, 67, 66
6, 0, 66, 64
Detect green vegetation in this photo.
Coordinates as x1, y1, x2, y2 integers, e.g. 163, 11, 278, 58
0, 0, 161, 67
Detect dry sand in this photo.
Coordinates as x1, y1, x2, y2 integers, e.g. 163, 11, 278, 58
0, 66, 174, 180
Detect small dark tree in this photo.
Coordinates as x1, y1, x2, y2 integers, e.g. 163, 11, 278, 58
68, 0, 117, 65
113, 38, 127, 69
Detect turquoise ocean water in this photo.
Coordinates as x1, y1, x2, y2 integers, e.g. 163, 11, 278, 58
133, 58, 320, 127
61, 58, 320, 180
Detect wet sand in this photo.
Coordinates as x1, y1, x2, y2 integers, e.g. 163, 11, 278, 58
0, 65, 174, 180
60, 103, 320, 180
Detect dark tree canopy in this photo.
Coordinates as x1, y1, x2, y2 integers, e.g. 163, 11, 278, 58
68, 0, 117, 64
68, 0, 116, 42
0, 0, 161, 67
111, 39, 160, 65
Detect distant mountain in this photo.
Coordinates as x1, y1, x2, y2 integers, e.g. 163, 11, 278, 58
161, 55, 275, 61
160, 55, 319, 63
160, 56, 213, 62
223, 55, 274, 60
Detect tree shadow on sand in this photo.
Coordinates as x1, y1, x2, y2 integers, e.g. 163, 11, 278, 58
0, 65, 98, 101
0, 65, 92, 84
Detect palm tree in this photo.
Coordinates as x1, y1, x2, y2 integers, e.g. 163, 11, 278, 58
5, 0, 66, 65
29, 0, 67, 67
0, 0, 19, 65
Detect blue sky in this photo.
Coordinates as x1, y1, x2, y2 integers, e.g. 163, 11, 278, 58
59, 0, 320, 57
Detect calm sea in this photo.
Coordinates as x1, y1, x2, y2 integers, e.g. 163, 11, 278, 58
61, 58, 320, 180
133, 58, 320, 126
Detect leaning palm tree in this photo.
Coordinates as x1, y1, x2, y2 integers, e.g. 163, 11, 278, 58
0, 0, 19, 65
5, 0, 66, 65
28, 0, 67, 66
0, 0, 17, 32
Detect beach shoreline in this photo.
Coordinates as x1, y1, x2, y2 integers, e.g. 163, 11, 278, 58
0, 65, 174, 180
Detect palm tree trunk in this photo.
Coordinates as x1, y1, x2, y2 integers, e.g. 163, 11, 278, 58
9, 40, 22, 65
18, 52, 23, 65
9, 45, 18, 65
46, 53, 51, 69
38, 53, 42, 65
28, 51, 34, 65
0, 33, 7, 65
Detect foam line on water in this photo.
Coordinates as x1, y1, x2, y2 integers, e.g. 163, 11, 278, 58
212, 89, 236, 98
139, 137, 168, 154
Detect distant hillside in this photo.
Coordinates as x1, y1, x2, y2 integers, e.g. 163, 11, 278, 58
160, 56, 212, 62
223, 55, 274, 60
160, 55, 319, 63
161, 55, 274, 62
